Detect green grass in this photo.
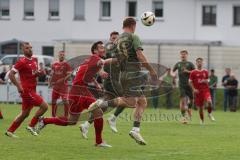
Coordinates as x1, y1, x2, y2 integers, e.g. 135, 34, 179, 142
0, 104, 240, 160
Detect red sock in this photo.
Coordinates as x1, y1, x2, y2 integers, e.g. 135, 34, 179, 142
94, 118, 103, 144
43, 117, 68, 126
199, 111, 204, 121
8, 121, 21, 133
29, 117, 39, 127
52, 103, 57, 117
207, 107, 212, 114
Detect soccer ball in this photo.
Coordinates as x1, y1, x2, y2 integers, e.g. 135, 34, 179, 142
141, 11, 155, 26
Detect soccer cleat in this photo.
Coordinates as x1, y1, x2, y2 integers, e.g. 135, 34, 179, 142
95, 142, 112, 148
107, 116, 118, 133
208, 114, 216, 121
36, 117, 45, 134
200, 120, 204, 125
180, 117, 188, 124
79, 124, 89, 139
5, 131, 19, 138
26, 126, 38, 136
129, 130, 147, 145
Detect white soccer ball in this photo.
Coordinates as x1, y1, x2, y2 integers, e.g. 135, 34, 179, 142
141, 11, 156, 26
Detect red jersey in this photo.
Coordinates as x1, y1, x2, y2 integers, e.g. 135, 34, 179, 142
13, 57, 38, 89
73, 54, 103, 85
51, 61, 72, 90
189, 69, 209, 90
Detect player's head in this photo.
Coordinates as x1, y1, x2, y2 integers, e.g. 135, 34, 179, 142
21, 42, 33, 57
225, 68, 231, 75
58, 51, 65, 62
39, 62, 44, 69
180, 50, 188, 61
123, 17, 136, 33
110, 31, 119, 42
196, 57, 203, 69
210, 69, 215, 75
91, 41, 105, 57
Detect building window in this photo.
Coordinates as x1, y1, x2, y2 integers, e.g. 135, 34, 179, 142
42, 46, 54, 56
49, 0, 59, 20
0, 0, 10, 19
233, 6, 240, 26
24, 0, 34, 19
202, 5, 216, 26
127, 1, 137, 17
152, 1, 163, 18
74, 0, 85, 20
100, 1, 111, 19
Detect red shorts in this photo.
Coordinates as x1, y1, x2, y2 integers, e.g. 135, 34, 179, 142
194, 89, 211, 107
21, 88, 44, 110
68, 84, 96, 115
52, 89, 68, 102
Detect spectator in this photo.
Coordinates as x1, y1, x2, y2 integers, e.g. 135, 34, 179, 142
0, 66, 7, 82
38, 62, 47, 83
161, 68, 176, 109
209, 69, 218, 110
226, 74, 238, 112
222, 68, 231, 112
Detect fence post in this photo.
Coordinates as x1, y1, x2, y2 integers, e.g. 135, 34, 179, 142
207, 44, 210, 70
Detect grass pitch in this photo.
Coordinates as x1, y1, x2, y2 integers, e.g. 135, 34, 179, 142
0, 104, 240, 160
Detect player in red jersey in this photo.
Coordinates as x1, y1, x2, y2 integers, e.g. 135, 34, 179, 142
5, 42, 48, 138
189, 58, 215, 124
49, 51, 72, 117
37, 41, 113, 147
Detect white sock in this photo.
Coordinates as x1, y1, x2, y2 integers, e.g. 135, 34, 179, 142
110, 114, 117, 121
84, 121, 91, 127
132, 127, 140, 132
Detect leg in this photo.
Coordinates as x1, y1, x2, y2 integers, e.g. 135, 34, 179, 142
7, 108, 31, 133
0, 109, 3, 119
223, 89, 228, 112
51, 90, 60, 117
199, 106, 204, 124
29, 101, 48, 128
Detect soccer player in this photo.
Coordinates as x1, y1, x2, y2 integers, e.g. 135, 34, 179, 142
88, 17, 158, 145
49, 51, 72, 117
173, 50, 195, 124
37, 41, 113, 147
189, 58, 215, 124
80, 31, 124, 137
5, 42, 48, 138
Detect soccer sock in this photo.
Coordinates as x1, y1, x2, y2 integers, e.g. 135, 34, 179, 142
43, 117, 68, 126
94, 118, 103, 144
207, 107, 212, 114
114, 107, 125, 117
8, 121, 21, 133
29, 117, 39, 127
132, 121, 140, 132
188, 101, 193, 109
199, 111, 204, 121
52, 103, 57, 117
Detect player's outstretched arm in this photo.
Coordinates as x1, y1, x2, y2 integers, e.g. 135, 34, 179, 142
8, 70, 23, 93
136, 49, 157, 80
103, 58, 118, 65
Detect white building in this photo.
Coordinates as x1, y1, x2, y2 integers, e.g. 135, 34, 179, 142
0, 0, 240, 55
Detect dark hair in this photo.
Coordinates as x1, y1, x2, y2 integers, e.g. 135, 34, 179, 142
180, 50, 188, 54
91, 41, 103, 54
110, 31, 119, 37
210, 69, 215, 72
123, 17, 136, 28
196, 57, 203, 61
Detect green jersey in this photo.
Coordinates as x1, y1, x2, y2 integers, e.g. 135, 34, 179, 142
209, 75, 218, 88
116, 32, 143, 72
173, 61, 195, 87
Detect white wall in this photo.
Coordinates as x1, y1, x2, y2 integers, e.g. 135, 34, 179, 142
0, 0, 240, 49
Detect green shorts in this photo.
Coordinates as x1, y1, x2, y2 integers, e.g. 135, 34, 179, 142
179, 85, 193, 99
